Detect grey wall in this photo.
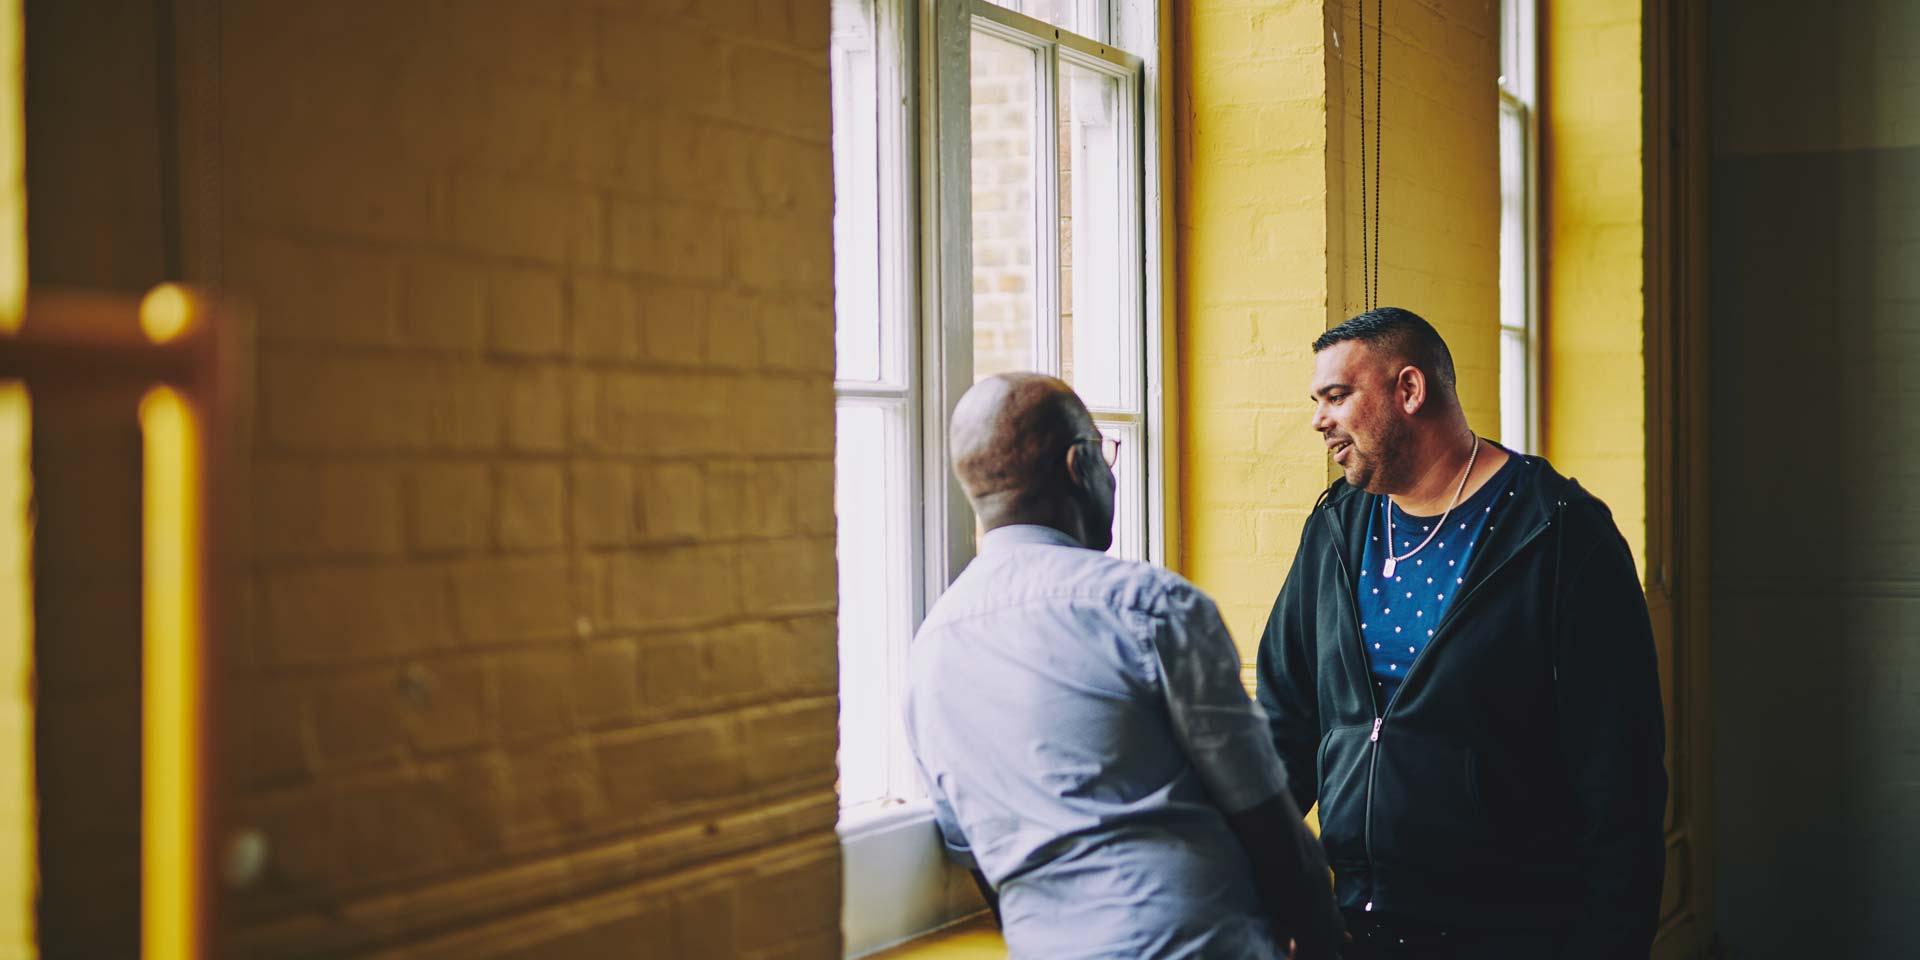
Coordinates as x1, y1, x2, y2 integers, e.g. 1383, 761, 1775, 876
1709, 3, 1920, 956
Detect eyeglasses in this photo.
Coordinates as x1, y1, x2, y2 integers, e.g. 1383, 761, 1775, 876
1094, 434, 1122, 467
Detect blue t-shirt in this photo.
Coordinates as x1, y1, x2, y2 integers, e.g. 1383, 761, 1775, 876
1357, 448, 1524, 704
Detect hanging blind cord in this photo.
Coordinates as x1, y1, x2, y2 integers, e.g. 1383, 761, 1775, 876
1358, 0, 1385, 311
1373, 0, 1383, 309
1358, 1, 1368, 310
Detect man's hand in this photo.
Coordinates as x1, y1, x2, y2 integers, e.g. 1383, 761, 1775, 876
1225, 793, 1345, 959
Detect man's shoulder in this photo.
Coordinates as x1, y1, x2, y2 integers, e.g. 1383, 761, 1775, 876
1497, 456, 1640, 578
926, 545, 1199, 625
1510, 455, 1619, 534
1049, 548, 1204, 616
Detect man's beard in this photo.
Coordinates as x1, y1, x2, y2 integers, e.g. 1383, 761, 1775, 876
1343, 415, 1416, 494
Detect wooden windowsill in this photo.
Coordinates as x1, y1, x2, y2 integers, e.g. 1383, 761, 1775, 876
866, 913, 1004, 959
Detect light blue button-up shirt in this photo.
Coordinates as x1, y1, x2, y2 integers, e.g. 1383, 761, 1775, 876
904, 525, 1292, 960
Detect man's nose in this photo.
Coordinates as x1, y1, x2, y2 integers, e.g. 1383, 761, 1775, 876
1310, 402, 1330, 433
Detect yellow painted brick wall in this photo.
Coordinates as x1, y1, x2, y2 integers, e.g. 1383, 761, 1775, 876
1542, 0, 1645, 568
1177, 0, 1498, 654
1176, 0, 1333, 648
206, 2, 842, 956
1329, 0, 1499, 436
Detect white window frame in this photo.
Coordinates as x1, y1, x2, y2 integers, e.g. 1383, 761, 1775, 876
834, 0, 1169, 954
1497, 0, 1540, 455
831, 0, 927, 828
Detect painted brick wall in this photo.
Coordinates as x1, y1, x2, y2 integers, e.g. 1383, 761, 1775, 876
1329, 0, 1499, 438
1176, 0, 1333, 648
1542, 0, 1646, 569
1176, 0, 1498, 654
208, 1, 842, 956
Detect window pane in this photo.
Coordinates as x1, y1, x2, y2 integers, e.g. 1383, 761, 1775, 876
1498, 100, 1526, 334
1095, 419, 1143, 561
1497, 100, 1530, 454
832, 0, 883, 382
986, 0, 1106, 41
1500, 328, 1529, 455
971, 31, 1040, 381
1060, 63, 1132, 410
836, 401, 913, 806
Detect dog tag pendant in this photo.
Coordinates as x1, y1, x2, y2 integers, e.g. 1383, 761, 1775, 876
1382, 556, 1397, 578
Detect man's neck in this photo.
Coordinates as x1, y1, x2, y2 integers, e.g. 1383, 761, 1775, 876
1387, 430, 1509, 516
976, 499, 1092, 549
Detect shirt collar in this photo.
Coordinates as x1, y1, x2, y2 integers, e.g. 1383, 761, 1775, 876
979, 523, 1086, 553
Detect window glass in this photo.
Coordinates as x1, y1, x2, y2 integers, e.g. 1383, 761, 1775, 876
1095, 419, 1142, 560
1060, 63, 1130, 409
832, 0, 884, 383
830, 0, 916, 811
1495, 0, 1536, 454
970, 32, 1041, 381
833, 402, 913, 806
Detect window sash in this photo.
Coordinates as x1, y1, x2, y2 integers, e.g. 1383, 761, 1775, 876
1496, 0, 1539, 456
832, 0, 926, 815
974, 1, 1142, 73
967, 4, 1151, 563
979, 0, 1114, 43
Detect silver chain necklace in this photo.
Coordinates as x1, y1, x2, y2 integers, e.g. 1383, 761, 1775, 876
1382, 434, 1480, 578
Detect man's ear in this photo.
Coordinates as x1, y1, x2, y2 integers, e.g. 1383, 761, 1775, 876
1063, 440, 1095, 494
1397, 365, 1428, 416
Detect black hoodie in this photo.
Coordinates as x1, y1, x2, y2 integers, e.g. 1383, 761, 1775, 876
1256, 455, 1667, 958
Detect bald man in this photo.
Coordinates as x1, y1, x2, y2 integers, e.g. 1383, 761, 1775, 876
904, 374, 1343, 959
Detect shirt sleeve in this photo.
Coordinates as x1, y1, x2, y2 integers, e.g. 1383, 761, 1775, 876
906, 685, 979, 871
918, 758, 978, 870
1148, 578, 1292, 814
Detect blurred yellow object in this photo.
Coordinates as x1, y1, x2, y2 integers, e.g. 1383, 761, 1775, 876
139, 284, 198, 346
0, 381, 33, 959
141, 386, 202, 960
0, 0, 21, 337
868, 914, 1005, 960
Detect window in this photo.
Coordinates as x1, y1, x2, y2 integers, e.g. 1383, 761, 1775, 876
831, 0, 1164, 950
831, 0, 1158, 819
967, 1, 1150, 562
1498, 0, 1538, 454
831, 0, 920, 818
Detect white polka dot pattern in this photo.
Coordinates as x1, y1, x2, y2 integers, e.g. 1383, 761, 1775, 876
1355, 452, 1524, 700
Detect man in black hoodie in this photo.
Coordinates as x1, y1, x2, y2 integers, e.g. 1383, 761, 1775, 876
1256, 307, 1667, 958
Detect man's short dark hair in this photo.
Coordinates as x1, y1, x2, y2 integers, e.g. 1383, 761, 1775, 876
1313, 306, 1457, 400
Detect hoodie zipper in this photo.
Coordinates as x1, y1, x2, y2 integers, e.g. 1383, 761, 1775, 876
1326, 490, 1563, 913
1324, 508, 1384, 910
